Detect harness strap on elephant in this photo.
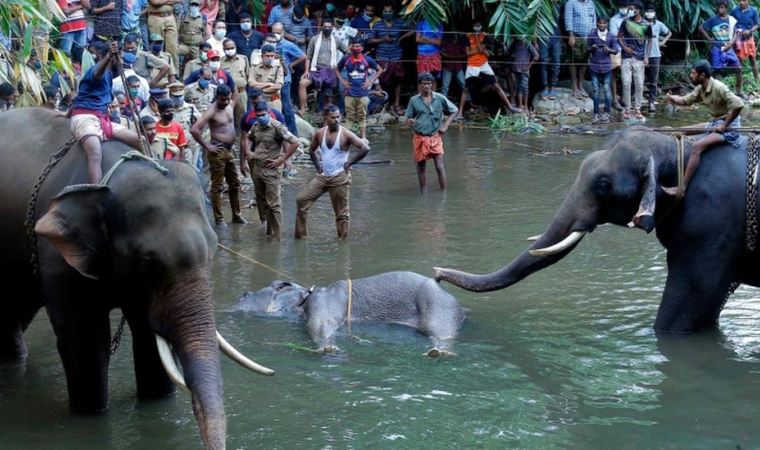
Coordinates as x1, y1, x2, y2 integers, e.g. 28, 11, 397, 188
346, 278, 353, 335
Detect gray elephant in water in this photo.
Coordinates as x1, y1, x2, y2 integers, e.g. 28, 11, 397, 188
238, 271, 465, 355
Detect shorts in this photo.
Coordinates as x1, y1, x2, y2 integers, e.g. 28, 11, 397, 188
465, 62, 495, 79
71, 113, 125, 142
309, 67, 338, 89
417, 53, 442, 75
708, 116, 743, 147
379, 60, 405, 84
570, 38, 587, 62
735, 35, 757, 60
412, 132, 444, 162
514, 71, 530, 94
711, 46, 741, 69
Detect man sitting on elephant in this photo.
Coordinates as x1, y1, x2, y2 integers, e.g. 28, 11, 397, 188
663, 59, 744, 196
68, 41, 142, 184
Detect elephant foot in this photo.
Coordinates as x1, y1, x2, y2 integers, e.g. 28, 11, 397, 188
425, 348, 456, 358
318, 345, 340, 353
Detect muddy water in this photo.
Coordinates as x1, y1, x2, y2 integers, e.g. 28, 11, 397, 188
2, 110, 760, 449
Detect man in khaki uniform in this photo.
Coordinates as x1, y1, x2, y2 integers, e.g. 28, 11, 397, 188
185, 66, 217, 112
241, 101, 300, 240
147, 0, 180, 72
182, 42, 211, 80
221, 38, 249, 125
179, 0, 206, 63
124, 34, 171, 88
168, 82, 201, 165
147, 33, 178, 88
248, 44, 284, 111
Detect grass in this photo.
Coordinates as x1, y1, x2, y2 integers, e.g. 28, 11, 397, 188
488, 111, 547, 133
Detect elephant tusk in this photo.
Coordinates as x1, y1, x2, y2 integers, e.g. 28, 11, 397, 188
217, 331, 275, 376
155, 334, 190, 394
527, 234, 542, 241
529, 231, 586, 257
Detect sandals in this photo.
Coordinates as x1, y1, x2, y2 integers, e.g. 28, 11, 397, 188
634, 110, 645, 120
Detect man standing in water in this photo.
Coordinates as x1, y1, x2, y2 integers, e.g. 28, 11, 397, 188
403, 72, 458, 193
294, 105, 370, 240
190, 84, 247, 227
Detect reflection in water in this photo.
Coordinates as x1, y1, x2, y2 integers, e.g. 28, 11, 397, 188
1, 120, 759, 449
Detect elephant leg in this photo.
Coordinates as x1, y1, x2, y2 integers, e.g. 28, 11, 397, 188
0, 272, 40, 361
0, 319, 27, 361
655, 246, 738, 333
46, 282, 112, 413
125, 308, 175, 399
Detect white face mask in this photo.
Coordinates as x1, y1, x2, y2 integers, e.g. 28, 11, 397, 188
189, 6, 200, 17
209, 61, 221, 70
644, 12, 655, 19
215, 29, 226, 39
224, 49, 236, 57
274, 33, 283, 42
241, 22, 252, 31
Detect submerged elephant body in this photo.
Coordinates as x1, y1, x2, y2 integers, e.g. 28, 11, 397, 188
238, 271, 465, 353
437, 129, 760, 333
0, 108, 263, 449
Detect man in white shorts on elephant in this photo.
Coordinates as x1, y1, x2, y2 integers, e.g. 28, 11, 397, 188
68, 41, 142, 183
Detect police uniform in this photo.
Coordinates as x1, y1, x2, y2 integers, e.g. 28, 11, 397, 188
221, 53, 249, 124
184, 81, 217, 112
147, 0, 179, 72
248, 61, 284, 111
133, 50, 170, 83
139, 87, 167, 120
179, 2, 206, 62
247, 118, 298, 240
182, 57, 205, 81
168, 82, 201, 166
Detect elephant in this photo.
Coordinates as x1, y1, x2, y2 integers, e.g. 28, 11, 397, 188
237, 271, 465, 355
0, 108, 272, 449
435, 129, 760, 333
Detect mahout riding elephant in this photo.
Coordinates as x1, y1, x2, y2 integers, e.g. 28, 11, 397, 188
0, 108, 272, 449
436, 129, 760, 333
238, 271, 465, 355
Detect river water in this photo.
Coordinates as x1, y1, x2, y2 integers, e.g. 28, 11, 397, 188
2, 111, 760, 449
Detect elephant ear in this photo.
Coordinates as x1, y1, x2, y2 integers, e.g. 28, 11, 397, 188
34, 184, 111, 280
630, 156, 657, 233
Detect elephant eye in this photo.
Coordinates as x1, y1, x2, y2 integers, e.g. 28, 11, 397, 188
594, 176, 612, 194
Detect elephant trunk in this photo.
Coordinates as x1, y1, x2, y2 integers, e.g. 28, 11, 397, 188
151, 269, 226, 450
436, 188, 594, 292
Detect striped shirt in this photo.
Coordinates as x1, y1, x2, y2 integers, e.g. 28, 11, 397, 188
57, 0, 87, 33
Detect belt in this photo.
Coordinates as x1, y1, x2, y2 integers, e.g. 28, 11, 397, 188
210, 140, 233, 149
149, 11, 172, 17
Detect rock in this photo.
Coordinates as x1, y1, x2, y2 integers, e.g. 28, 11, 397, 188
555, 114, 583, 126
295, 114, 315, 141
533, 87, 594, 114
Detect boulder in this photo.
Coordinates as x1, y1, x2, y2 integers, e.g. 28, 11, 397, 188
295, 114, 315, 141
533, 87, 594, 114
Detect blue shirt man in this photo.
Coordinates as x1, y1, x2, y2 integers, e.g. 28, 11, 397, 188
564, 0, 596, 37
121, 0, 146, 32
731, 1, 760, 31
371, 18, 405, 61
268, 0, 294, 29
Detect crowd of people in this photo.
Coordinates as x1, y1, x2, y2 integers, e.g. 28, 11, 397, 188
0, 0, 757, 238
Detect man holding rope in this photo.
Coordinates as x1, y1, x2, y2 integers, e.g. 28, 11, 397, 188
662, 59, 744, 196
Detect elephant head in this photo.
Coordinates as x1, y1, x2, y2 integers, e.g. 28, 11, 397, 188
435, 130, 682, 293
238, 281, 311, 315
34, 163, 272, 449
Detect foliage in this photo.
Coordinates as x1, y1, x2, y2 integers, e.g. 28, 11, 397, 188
489, 110, 546, 133
246, 0, 267, 27
0, 0, 73, 105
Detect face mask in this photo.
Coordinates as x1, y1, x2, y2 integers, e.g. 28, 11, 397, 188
383, 12, 393, 20
241, 22, 252, 31
161, 112, 174, 122
363, 12, 372, 21
274, 33, 283, 42
351, 48, 361, 55
199, 78, 210, 89
473, 26, 482, 32
200, 52, 208, 62
322, 29, 332, 37
326, 3, 335, 12
151, 44, 163, 54
33, 60, 42, 71
189, 6, 200, 17
627, 8, 635, 17
336, 19, 345, 26
128, 87, 140, 98
171, 95, 184, 107
645, 12, 655, 19
225, 49, 236, 57
257, 114, 270, 125
215, 29, 226, 39
263, 57, 274, 66
619, 7, 628, 15
209, 61, 221, 70
110, 110, 121, 122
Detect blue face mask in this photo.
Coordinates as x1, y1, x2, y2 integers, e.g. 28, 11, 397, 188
257, 114, 270, 125
151, 44, 163, 54
199, 79, 210, 89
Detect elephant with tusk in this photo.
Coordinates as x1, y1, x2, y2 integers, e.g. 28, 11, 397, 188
436, 129, 760, 334
237, 271, 465, 356
0, 108, 271, 450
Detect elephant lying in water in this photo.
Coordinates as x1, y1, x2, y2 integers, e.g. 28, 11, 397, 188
0, 108, 271, 449
436, 129, 760, 333
238, 271, 465, 355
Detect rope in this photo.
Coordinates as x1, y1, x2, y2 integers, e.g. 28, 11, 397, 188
674, 133, 685, 199
346, 278, 353, 335
216, 243, 295, 281
101, 150, 168, 185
